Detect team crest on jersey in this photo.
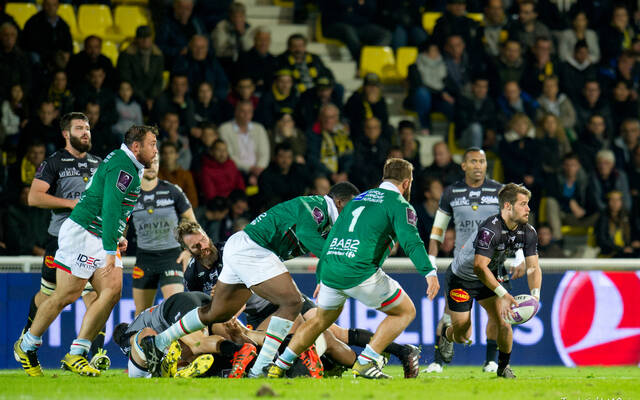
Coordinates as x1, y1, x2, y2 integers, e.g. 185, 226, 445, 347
312, 207, 324, 224
477, 228, 495, 249
406, 208, 417, 226
116, 170, 133, 192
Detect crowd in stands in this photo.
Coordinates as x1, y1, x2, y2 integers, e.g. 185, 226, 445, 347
0, 0, 639, 258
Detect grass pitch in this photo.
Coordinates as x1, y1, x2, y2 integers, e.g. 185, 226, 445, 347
1, 366, 638, 400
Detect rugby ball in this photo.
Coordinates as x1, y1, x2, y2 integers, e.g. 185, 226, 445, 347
505, 294, 539, 325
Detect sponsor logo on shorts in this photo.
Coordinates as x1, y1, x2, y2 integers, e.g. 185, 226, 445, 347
476, 228, 495, 249
133, 266, 144, 279
450, 288, 470, 303
312, 207, 324, 224
164, 270, 184, 278
116, 170, 133, 192
45, 256, 55, 269
406, 208, 417, 226
77, 254, 100, 266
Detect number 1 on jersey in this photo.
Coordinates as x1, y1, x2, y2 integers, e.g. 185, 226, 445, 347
348, 206, 365, 232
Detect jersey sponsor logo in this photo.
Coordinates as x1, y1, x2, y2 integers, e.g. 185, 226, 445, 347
406, 208, 417, 226
450, 197, 470, 207
452, 188, 467, 193
312, 207, 325, 224
36, 161, 46, 174
116, 170, 133, 192
132, 266, 144, 279
480, 196, 498, 205
156, 198, 174, 207
78, 162, 88, 168
476, 228, 495, 249
251, 212, 267, 225
327, 238, 360, 258
59, 167, 81, 177
45, 255, 55, 269
481, 187, 497, 192
60, 158, 75, 161
156, 190, 170, 195
469, 190, 481, 197
164, 270, 184, 278
143, 194, 155, 202
450, 288, 470, 302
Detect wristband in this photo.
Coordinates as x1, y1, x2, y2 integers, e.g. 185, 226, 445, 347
531, 288, 540, 300
426, 269, 437, 277
428, 255, 436, 269
494, 285, 508, 298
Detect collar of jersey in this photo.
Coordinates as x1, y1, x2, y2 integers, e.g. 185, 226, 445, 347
324, 195, 339, 224
120, 143, 145, 173
378, 181, 401, 194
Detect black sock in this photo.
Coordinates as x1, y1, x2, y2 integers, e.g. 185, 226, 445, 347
485, 340, 498, 364
278, 334, 294, 353
347, 328, 407, 359
23, 294, 38, 333
219, 340, 243, 358
498, 351, 511, 370
89, 327, 106, 357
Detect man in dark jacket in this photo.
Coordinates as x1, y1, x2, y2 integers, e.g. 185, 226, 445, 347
420, 141, 463, 187
276, 34, 336, 94
431, 0, 479, 50
258, 142, 309, 208
574, 114, 608, 175
574, 80, 613, 134
558, 40, 598, 103
67, 36, 116, 90
294, 75, 343, 131
454, 76, 496, 148
349, 117, 390, 190
255, 69, 299, 129
343, 73, 390, 142
236, 27, 278, 95
155, 0, 207, 69
0, 22, 30, 99
20, 0, 72, 64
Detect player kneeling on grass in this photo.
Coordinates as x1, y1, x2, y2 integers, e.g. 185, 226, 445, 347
268, 158, 439, 380
435, 183, 542, 378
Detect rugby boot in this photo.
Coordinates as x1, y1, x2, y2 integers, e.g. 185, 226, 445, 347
352, 360, 391, 379
175, 354, 214, 378
14, 339, 43, 377
299, 345, 323, 378
160, 341, 182, 377
140, 335, 165, 377
400, 344, 420, 378
267, 363, 286, 379
482, 361, 498, 373
61, 353, 100, 376
89, 348, 111, 371
436, 324, 454, 363
228, 343, 257, 378
497, 364, 516, 379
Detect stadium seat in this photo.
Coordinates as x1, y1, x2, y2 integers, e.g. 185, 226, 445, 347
162, 70, 170, 90
273, 0, 293, 7
57, 3, 82, 41
5, 2, 37, 29
396, 47, 417, 79
422, 12, 441, 34
102, 40, 119, 66
113, 5, 150, 41
447, 123, 465, 155
112, 0, 149, 5
467, 13, 484, 23
73, 40, 81, 54
315, 15, 343, 47
359, 46, 400, 83
77, 4, 116, 40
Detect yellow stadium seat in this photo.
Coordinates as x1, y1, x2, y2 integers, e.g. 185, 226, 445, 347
77, 4, 115, 40
102, 40, 119, 66
57, 4, 82, 41
112, 0, 148, 5
539, 197, 548, 223
5, 2, 37, 29
113, 5, 150, 40
273, 0, 293, 7
315, 15, 343, 46
467, 12, 484, 23
447, 123, 464, 155
492, 157, 504, 182
73, 40, 81, 54
422, 12, 441, 34
359, 46, 400, 83
396, 47, 418, 79
162, 70, 170, 90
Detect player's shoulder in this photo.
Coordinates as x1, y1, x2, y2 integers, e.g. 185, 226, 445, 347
478, 213, 502, 230
159, 179, 184, 194
481, 179, 503, 191
86, 153, 102, 164
521, 223, 537, 236
442, 180, 467, 197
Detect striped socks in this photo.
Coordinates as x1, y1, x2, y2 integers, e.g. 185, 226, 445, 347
357, 344, 383, 366
274, 347, 299, 371
248, 316, 294, 377
155, 308, 205, 352
69, 339, 91, 356
20, 331, 42, 352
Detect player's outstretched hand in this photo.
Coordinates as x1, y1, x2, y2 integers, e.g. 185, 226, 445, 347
499, 293, 519, 322
117, 237, 128, 253
425, 275, 439, 300
176, 249, 192, 272
510, 262, 526, 279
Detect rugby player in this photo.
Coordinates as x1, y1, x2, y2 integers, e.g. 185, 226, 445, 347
268, 158, 439, 379
15, 126, 158, 377
436, 183, 542, 378
140, 183, 360, 377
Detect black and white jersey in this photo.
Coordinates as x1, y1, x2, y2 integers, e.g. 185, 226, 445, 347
130, 180, 191, 251
34, 149, 101, 236
451, 214, 538, 281
438, 179, 503, 256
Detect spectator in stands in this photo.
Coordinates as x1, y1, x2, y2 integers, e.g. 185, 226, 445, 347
309, 175, 331, 196
258, 141, 308, 207
508, 0, 550, 52
405, 40, 453, 131
536, 75, 576, 131
1, 84, 28, 149
236, 27, 278, 95
221, 76, 259, 121
376, 0, 428, 49
112, 81, 143, 142
20, 0, 72, 65
413, 176, 443, 244
117, 26, 164, 112
588, 150, 632, 213
153, 73, 196, 134
212, 2, 254, 74
454, 75, 497, 149
489, 40, 525, 97
605, 51, 639, 97
503, 111, 534, 143
557, 11, 600, 64
20, 100, 59, 155
476, 0, 509, 59
628, 145, 640, 211
558, 40, 598, 103
575, 114, 608, 174
319, 0, 392, 65
0, 1, 18, 29
218, 100, 270, 184
158, 140, 199, 208
443, 35, 472, 100
521, 37, 559, 98
599, 5, 635, 66
190, 121, 218, 170
74, 65, 118, 126
420, 141, 463, 187
276, 34, 337, 95
595, 190, 640, 258
193, 0, 232, 31
159, 112, 191, 171
173, 34, 229, 101
295, 75, 342, 131
219, 189, 250, 240
575, 80, 612, 134
350, 117, 390, 190
84, 101, 116, 159
344, 73, 390, 141
536, 224, 564, 258
544, 153, 595, 242
45, 70, 74, 116
431, 0, 479, 50
0, 22, 30, 100
270, 112, 306, 163
497, 81, 538, 131
197, 196, 229, 244
610, 81, 638, 133
535, 113, 572, 175
8, 141, 45, 189
194, 81, 222, 126
155, 0, 207, 69
535, 0, 579, 31
6, 185, 49, 255
198, 139, 245, 202
397, 120, 421, 170
613, 119, 640, 171
255, 69, 299, 130
67, 36, 116, 90
306, 103, 353, 183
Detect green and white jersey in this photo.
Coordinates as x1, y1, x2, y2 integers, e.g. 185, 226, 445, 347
243, 195, 339, 260
318, 182, 435, 290
69, 144, 144, 254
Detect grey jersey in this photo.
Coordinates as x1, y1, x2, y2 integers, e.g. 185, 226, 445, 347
438, 179, 503, 257
452, 214, 538, 281
34, 149, 101, 236
130, 180, 191, 251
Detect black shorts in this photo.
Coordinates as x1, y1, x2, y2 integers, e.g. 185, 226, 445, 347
445, 266, 512, 312
245, 294, 316, 328
40, 234, 59, 293
133, 248, 184, 290
162, 292, 211, 323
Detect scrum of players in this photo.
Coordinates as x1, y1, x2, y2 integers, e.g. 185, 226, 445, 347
14, 114, 541, 380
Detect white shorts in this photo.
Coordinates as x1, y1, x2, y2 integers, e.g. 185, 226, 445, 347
54, 219, 123, 280
317, 269, 405, 311
219, 231, 288, 287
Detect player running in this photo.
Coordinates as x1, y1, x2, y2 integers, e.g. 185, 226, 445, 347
15, 125, 158, 377
140, 182, 360, 377
130, 156, 196, 316
436, 183, 542, 378
268, 158, 439, 380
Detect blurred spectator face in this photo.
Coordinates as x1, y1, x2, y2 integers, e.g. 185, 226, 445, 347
537, 226, 552, 246
542, 78, 558, 99
275, 148, 294, 171
484, 0, 504, 24
161, 113, 180, 136
174, 0, 194, 24
596, 155, 615, 178
197, 82, 214, 104
54, 50, 70, 70
504, 81, 520, 103
447, 2, 466, 17
620, 120, 640, 146
312, 176, 331, 196
85, 37, 102, 60
234, 102, 254, 126
275, 75, 293, 95
503, 41, 521, 63
211, 141, 228, 163
317, 87, 332, 102
85, 103, 100, 126
471, 79, 489, 99
88, 68, 106, 90
425, 44, 440, 59
319, 106, 339, 131
388, 148, 404, 158
161, 144, 179, 168
533, 39, 551, 61
425, 180, 443, 202
231, 197, 249, 218
289, 37, 306, 61
562, 157, 580, 178
254, 31, 271, 54
26, 144, 46, 167
518, 2, 536, 24
399, 127, 415, 142
171, 76, 189, 97
0, 23, 18, 52
444, 35, 465, 59
542, 114, 559, 135
512, 117, 529, 137
118, 81, 133, 103
607, 191, 623, 213
618, 54, 635, 76
236, 78, 255, 100
38, 102, 56, 126
276, 113, 295, 136
572, 12, 588, 31
10, 84, 23, 102
230, 10, 246, 31
201, 127, 217, 147
190, 35, 209, 61
433, 142, 451, 167
364, 118, 382, 143
613, 81, 631, 101
612, 7, 629, 30
43, 0, 59, 19
583, 82, 600, 103
587, 116, 606, 136
574, 46, 589, 63
52, 71, 68, 92
441, 228, 455, 253
363, 83, 381, 103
